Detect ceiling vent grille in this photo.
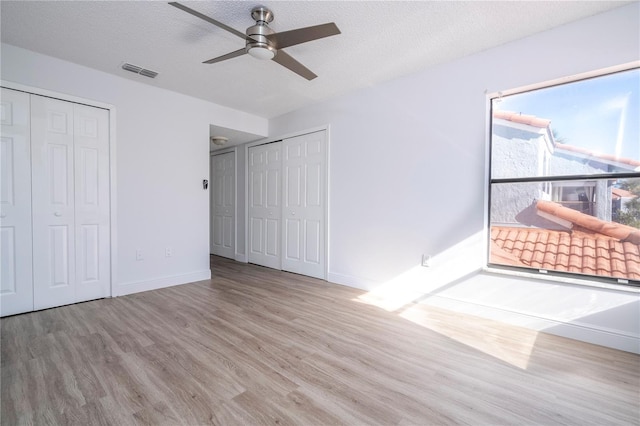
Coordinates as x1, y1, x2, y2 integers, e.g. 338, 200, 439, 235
121, 62, 158, 79
139, 69, 159, 78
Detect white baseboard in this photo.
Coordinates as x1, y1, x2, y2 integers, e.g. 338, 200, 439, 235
327, 271, 639, 354
543, 321, 639, 354
114, 269, 211, 297
327, 272, 378, 291
420, 293, 639, 354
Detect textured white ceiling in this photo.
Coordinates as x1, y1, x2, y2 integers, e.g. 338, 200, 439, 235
1, 0, 628, 124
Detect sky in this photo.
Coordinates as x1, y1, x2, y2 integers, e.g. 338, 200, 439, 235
493, 68, 639, 161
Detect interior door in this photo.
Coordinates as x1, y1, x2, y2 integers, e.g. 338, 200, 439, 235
31, 95, 110, 310
282, 131, 326, 279
248, 142, 282, 269
0, 88, 34, 316
73, 103, 110, 303
211, 151, 235, 259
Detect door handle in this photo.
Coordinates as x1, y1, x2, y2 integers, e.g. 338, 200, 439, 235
291, 211, 296, 215
54, 211, 62, 217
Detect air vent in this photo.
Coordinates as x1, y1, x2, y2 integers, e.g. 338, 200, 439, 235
121, 62, 158, 79
139, 69, 159, 78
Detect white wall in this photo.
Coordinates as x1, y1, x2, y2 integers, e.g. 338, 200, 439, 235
1, 43, 268, 295
269, 4, 640, 353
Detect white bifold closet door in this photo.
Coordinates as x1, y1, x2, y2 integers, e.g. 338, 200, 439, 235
0, 89, 34, 316
31, 95, 110, 311
248, 142, 282, 269
210, 151, 235, 259
247, 130, 326, 280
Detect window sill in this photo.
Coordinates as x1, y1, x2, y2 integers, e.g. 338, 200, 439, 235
482, 266, 640, 294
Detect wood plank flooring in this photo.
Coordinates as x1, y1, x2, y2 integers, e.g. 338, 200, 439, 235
2, 256, 639, 425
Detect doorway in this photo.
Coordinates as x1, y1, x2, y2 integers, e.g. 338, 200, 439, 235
210, 150, 236, 259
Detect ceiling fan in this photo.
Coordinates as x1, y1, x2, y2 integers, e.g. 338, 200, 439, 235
169, 2, 341, 80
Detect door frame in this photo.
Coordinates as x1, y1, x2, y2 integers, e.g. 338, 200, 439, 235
209, 147, 237, 259
244, 125, 330, 279
1, 80, 117, 298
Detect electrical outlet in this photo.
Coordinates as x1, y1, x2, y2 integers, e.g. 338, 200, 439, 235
421, 254, 431, 267
165, 247, 172, 257
136, 249, 143, 261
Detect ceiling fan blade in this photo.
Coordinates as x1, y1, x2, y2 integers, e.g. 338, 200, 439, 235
203, 48, 247, 64
266, 23, 340, 49
272, 51, 317, 81
169, 2, 246, 40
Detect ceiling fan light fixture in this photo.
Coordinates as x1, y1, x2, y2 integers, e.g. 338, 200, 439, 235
211, 136, 228, 146
247, 45, 277, 60
246, 15, 277, 61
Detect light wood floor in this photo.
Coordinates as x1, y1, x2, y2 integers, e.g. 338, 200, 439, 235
2, 256, 639, 425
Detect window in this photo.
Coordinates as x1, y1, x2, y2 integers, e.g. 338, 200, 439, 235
489, 67, 640, 286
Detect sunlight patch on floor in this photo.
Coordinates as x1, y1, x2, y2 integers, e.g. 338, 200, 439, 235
351, 232, 538, 369
350, 230, 638, 364
398, 303, 538, 369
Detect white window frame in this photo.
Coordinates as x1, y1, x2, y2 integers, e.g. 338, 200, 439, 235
484, 62, 640, 290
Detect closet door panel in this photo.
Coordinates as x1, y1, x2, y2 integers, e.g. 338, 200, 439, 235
248, 143, 281, 269
285, 218, 301, 261
221, 153, 235, 252
73, 103, 110, 302
248, 147, 266, 263
305, 220, 321, 263
265, 218, 279, 257
282, 131, 325, 279
0, 88, 33, 316
32, 95, 76, 310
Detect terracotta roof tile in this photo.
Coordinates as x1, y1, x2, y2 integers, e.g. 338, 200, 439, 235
493, 110, 551, 128
543, 233, 559, 268
491, 201, 640, 280
503, 229, 515, 251
524, 232, 538, 256
568, 240, 582, 272
491, 225, 640, 280
533, 233, 547, 267
612, 188, 637, 199
582, 238, 596, 275
557, 232, 571, 256
610, 240, 627, 276
490, 240, 522, 265
513, 230, 526, 256
625, 243, 640, 276
537, 200, 640, 243
555, 143, 640, 168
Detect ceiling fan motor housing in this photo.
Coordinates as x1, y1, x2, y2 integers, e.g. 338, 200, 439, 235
246, 6, 277, 59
